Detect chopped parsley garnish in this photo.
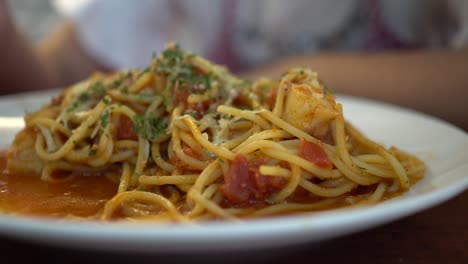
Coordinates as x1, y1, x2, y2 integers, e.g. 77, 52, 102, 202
66, 101, 79, 113
183, 111, 199, 119
78, 92, 90, 102
121, 86, 129, 94
88, 148, 97, 156
133, 113, 166, 141
112, 80, 122, 88
100, 110, 110, 128
102, 97, 112, 105
91, 81, 106, 97
356, 165, 367, 170
154, 45, 216, 105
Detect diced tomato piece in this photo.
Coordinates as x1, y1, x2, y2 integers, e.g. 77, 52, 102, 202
298, 139, 332, 169
175, 87, 190, 105
116, 115, 137, 140
221, 154, 287, 207
190, 99, 213, 118
221, 155, 255, 206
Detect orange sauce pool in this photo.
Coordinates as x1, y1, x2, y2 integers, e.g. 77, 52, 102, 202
0, 152, 118, 218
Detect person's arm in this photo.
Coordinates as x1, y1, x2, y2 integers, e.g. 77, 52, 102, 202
0, 0, 106, 94
0, 0, 52, 93
242, 48, 468, 131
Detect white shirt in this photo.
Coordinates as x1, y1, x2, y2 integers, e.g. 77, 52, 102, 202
53, 0, 468, 71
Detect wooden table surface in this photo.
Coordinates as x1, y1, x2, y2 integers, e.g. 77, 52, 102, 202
1, 190, 466, 264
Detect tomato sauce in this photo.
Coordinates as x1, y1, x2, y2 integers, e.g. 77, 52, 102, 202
0, 152, 118, 218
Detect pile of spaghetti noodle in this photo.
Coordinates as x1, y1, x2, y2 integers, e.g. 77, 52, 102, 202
6, 43, 426, 222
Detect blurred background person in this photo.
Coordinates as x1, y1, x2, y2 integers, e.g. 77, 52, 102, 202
1, 0, 467, 130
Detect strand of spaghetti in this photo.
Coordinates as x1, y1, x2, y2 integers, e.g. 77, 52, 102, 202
110, 150, 136, 163
355, 154, 387, 164
323, 147, 380, 185
187, 161, 221, 218
378, 147, 409, 188
332, 108, 382, 181
115, 140, 138, 149
334, 104, 353, 166
299, 178, 357, 197
357, 182, 388, 205
176, 184, 192, 192
278, 139, 301, 150
102, 191, 186, 222
202, 183, 220, 200
63, 146, 92, 162
228, 120, 254, 130
261, 148, 341, 179
37, 125, 57, 152
150, 143, 175, 172
350, 158, 395, 178
187, 183, 221, 218
259, 165, 291, 177
192, 161, 221, 192
251, 199, 338, 217
179, 131, 206, 154
41, 162, 75, 182
139, 175, 199, 185
131, 137, 150, 186
237, 139, 291, 155
189, 190, 237, 220
345, 122, 382, 150
221, 125, 260, 150
172, 126, 210, 169
258, 110, 325, 147
128, 72, 154, 93
35, 102, 106, 160
272, 80, 286, 116
88, 125, 114, 167
30, 117, 71, 136
217, 105, 271, 130
183, 117, 236, 160
233, 129, 292, 152
268, 164, 301, 203
319, 177, 349, 188
117, 162, 132, 193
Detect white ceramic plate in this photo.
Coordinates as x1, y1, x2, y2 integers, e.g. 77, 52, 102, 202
0, 90, 467, 253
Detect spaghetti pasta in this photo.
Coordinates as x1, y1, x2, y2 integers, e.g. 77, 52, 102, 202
4, 43, 426, 222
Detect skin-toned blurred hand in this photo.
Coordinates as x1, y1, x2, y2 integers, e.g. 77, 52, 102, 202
0, 0, 104, 94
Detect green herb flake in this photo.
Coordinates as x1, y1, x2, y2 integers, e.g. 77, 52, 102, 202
91, 81, 106, 96
88, 148, 97, 156
133, 113, 166, 141
102, 97, 112, 105
78, 92, 90, 102
356, 165, 367, 170
183, 111, 199, 119
66, 101, 79, 113
121, 86, 129, 94
100, 110, 110, 128
113, 80, 122, 88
